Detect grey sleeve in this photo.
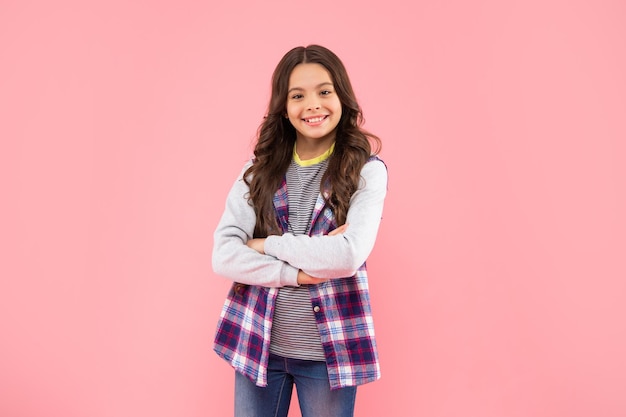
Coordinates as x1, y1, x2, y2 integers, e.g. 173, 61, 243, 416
263, 159, 388, 279
211, 163, 299, 287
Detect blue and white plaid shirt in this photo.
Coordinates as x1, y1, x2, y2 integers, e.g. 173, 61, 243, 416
213, 157, 386, 389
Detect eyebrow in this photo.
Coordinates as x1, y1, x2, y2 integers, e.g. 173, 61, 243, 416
288, 82, 334, 94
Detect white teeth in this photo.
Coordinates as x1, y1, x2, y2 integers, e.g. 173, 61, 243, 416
305, 116, 325, 123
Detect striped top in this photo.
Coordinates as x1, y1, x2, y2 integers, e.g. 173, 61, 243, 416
269, 144, 334, 361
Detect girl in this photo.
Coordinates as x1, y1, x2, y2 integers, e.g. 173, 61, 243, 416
212, 44, 387, 417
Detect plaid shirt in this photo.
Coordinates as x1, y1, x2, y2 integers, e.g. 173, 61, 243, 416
213, 162, 382, 390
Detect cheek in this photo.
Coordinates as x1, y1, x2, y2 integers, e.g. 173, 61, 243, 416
286, 103, 299, 118
334, 104, 343, 120
286, 108, 299, 125
333, 99, 342, 115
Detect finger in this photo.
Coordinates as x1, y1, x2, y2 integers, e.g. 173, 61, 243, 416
328, 224, 348, 236
307, 278, 328, 285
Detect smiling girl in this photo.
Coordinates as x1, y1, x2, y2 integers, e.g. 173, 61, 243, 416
212, 45, 387, 417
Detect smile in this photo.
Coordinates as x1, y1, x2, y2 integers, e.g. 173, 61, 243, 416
303, 115, 328, 124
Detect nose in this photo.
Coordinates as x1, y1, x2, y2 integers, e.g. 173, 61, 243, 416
305, 97, 321, 111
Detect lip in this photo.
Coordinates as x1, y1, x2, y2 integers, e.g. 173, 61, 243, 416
302, 115, 328, 126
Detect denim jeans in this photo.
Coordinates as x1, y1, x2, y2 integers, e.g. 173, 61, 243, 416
234, 353, 357, 417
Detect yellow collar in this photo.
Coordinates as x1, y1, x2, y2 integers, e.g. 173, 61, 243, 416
293, 142, 335, 167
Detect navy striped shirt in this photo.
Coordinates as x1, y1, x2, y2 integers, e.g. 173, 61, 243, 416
270, 153, 330, 361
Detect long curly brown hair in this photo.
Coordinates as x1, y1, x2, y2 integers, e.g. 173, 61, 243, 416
245, 45, 381, 238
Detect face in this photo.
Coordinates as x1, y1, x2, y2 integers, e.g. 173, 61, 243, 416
286, 63, 342, 147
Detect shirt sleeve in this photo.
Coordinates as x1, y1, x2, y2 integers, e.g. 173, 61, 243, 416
263, 158, 388, 279
212, 162, 300, 287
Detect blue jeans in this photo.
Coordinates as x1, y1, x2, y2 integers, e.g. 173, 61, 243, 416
234, 353, 357, 417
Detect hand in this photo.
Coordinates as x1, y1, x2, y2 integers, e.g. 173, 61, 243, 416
246, 238, 265, 254
297, 270, 329, 285
328, 224, 348, 236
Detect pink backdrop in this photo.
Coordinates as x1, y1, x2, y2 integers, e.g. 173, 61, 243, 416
2, 0, 625, 416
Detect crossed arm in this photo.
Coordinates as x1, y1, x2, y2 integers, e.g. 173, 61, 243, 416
246, 224, 348, 285
212, 159, 387, 288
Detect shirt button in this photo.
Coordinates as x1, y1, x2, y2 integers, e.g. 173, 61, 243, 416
313, 306, 321, 313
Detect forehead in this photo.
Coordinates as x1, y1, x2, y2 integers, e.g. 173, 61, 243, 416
288, 63, 333, 88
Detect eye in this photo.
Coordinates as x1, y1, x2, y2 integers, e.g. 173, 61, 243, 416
290, 93, 303, 100
320, 90, 332, 96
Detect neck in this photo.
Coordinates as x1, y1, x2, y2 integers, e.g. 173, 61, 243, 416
294, 136, 335, 160
294, 142, 335, 166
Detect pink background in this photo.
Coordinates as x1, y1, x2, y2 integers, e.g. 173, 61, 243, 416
2, 0, 625, 416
